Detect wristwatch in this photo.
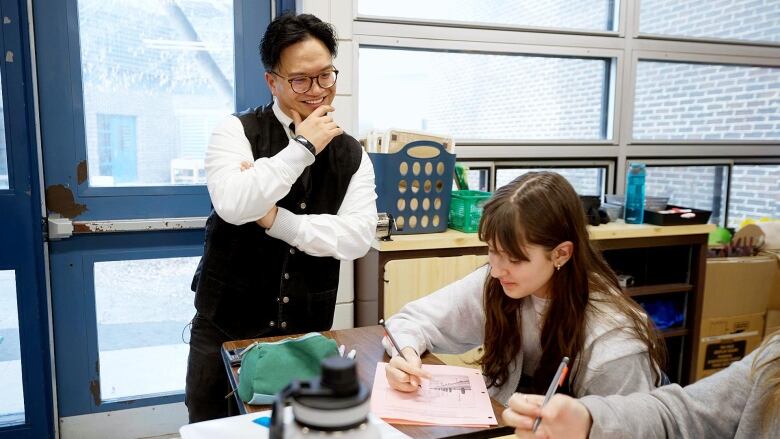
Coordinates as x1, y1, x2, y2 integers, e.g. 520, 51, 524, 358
294, 135, 317, 155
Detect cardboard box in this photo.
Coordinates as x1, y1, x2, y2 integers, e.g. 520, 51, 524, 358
703, 255, 776, 320
695, 312, 764, 381
766, 251, 780, 310
765, 309, 780, 341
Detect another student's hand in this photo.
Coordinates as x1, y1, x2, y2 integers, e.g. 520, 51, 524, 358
503, 393, 591, 439
385, 347, 431, 392
291, 106, 342, 154
256, 205, 278, 229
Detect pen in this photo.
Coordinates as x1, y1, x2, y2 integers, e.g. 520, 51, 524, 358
378, 318, 410, 362
532, 356, 570, 433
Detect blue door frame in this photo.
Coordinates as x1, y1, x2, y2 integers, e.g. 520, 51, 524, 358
0, 0, 54, 438
33, 0, 271, 418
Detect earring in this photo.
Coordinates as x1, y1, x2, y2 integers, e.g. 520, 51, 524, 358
555, 262, 561, 271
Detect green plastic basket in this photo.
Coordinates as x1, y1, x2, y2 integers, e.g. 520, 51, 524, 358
448, 190, 491, 233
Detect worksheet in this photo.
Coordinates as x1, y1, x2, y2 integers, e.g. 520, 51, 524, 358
370, 363, 497, 427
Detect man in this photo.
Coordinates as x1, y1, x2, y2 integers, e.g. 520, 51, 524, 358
186, 12, 377, 423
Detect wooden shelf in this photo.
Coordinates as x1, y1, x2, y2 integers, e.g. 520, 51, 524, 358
662, 328, 689, 338
623, 283, 693, 297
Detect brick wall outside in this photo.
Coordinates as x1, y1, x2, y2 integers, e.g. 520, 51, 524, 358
640, 0, 780, 43
359, 0, 609, 31
728, 164, 780, 227
496, 168, 604, 195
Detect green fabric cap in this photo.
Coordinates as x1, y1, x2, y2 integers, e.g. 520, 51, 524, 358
238, 332, 338, 404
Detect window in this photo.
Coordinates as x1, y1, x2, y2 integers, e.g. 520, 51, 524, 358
78, 0, 235, 187
467, 168, 491, 192
728, 164, 780, 228
644, 164, 728, 226
640, 0, 780, 44
452, 165, 491, 192
95, 257, 198, 401
358, 0, 617, 32
0, 270, 24, 426
0, 81, 7, 190
359, 47, 611, 141
496, 166, 607, 196
634, 61, 780, 141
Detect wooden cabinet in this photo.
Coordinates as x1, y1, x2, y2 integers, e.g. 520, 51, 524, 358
383, 255, 488, 317
355, 223, 714, 384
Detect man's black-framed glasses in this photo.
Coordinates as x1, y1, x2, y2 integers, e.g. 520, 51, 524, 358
271, 69, 339, 94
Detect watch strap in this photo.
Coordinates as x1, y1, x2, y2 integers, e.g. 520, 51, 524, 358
294, 135, 316, 155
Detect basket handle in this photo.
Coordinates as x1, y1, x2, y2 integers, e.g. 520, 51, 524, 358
397, 140, 449, 160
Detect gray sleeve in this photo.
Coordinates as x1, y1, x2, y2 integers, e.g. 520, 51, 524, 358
578, 352, 656, 396
581, 351, 753, 439
386, 266, 488, 356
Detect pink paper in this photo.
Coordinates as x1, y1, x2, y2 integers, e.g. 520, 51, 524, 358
370, 362, 498, 427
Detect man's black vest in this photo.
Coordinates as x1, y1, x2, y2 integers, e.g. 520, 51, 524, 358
191, 103, 363, 339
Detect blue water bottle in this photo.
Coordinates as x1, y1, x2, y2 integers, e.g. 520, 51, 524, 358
624, 163, 646, 224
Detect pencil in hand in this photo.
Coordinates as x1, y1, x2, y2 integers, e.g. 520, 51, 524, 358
379, 318, 408, 360
379, 319, 431, 389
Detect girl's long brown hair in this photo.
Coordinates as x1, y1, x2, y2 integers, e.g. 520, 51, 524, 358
477, 172, 666, 393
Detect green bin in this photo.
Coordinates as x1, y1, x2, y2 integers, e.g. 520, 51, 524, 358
448, 190, 491, 233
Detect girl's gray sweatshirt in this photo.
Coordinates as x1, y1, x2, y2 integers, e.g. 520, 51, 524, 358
385, 266, 659, 405
583, 334, 780, 438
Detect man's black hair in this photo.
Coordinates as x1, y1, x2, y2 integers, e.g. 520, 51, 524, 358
260, 12, 338, 71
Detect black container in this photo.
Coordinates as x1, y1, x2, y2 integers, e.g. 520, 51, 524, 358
644, 205, 711, 226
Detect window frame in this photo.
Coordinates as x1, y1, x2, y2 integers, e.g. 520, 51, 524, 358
494, 160, 614, 195
350, 0, 780, 198
34, 0, 273, 420
35, 0, 272, 220
354, 35, 623, 145
628, 51, 780, 145
635, 158, 731, 226
51, 231, 205, 416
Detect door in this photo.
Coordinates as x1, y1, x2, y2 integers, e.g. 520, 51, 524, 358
0, 0, 55, 438
33, 0, 271, 437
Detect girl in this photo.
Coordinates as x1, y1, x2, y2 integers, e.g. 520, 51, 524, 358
383, 171, 666, 405
503, 330, 780, 438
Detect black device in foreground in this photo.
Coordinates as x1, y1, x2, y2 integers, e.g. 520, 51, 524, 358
270, 356, 376, 439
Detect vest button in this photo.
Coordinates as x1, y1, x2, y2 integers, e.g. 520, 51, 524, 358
299, 202, 306, 210
289, 248, 295, 255
283, 273, 290, 280
282, 296, 290, 304
280, 321, 287, 329
269, 321, 275, 327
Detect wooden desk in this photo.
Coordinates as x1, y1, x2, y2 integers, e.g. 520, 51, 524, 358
221, 326, 509, 439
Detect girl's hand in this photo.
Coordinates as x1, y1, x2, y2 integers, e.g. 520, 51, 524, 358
503, 393, 591, 439
384, 347, 431, 392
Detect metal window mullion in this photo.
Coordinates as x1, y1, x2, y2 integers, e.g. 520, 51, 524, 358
621, 145, 780, 157
616, 0, 640, 195
453, 145, 621, 159
634, 38, 780, 60
356, 35, 624, 59
353, 21, 626, 50
635, 49, 780, 68
632, 158, 732, 166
